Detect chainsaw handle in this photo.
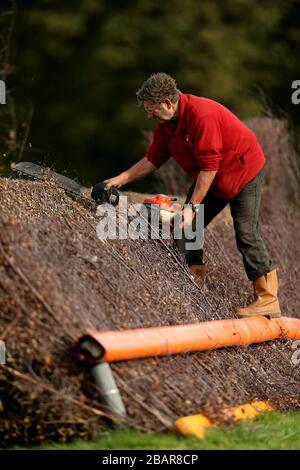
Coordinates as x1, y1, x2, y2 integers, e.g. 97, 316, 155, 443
91, 182, 120, 206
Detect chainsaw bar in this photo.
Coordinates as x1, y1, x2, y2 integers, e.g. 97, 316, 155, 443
11, 161, 82, 196
11, 162, 180, 239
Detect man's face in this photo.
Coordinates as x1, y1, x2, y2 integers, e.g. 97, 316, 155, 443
143, 99, 177, 123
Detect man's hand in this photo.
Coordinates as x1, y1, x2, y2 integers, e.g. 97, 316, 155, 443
179, 205, 195, 229
104, 157, 157, 190
104, 172, 129, 189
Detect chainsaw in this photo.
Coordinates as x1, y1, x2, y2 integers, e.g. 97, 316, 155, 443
11, 161, 120, 206
143, 194, 182, 223
12, 161, 182, 221
11, 161, 82, 196
92, 183, 182, 222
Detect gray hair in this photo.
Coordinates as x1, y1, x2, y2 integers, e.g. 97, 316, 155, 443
136, 72, 180, 104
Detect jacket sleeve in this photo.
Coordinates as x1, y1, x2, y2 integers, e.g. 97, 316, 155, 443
191, 114, 223, 171
145, 124, 171, 169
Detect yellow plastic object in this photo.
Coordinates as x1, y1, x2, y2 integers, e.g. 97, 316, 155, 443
175, 414, 212, 439
222, 401, 273, 421
175, 401, 273, 440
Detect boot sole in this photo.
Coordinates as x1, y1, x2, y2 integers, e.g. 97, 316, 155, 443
236, 312, 281, 319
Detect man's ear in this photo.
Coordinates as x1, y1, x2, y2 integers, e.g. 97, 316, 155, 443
164, 98, 173, 109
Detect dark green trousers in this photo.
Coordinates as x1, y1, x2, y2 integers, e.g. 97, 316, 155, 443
182, 169, 274, 281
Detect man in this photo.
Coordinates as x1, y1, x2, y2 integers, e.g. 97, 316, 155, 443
104, 72, 280, 318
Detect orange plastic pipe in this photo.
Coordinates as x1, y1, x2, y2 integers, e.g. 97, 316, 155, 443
78, 316, 300, 363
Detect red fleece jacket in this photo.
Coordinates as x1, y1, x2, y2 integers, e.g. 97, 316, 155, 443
145, 94, 265, 201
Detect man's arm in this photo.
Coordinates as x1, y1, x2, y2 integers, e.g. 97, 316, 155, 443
104, 157, 157, 189
104, 121, 170, 189
180, 170, 217, 229
189, 170, 217, 204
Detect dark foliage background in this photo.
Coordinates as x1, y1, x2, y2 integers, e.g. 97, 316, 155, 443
1, 0, 299, 188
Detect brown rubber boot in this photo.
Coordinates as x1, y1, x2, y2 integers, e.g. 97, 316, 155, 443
189, 264, 207, 286
235, 269, 281, 318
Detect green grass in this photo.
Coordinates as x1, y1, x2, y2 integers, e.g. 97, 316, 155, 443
15, 411, 300, 450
